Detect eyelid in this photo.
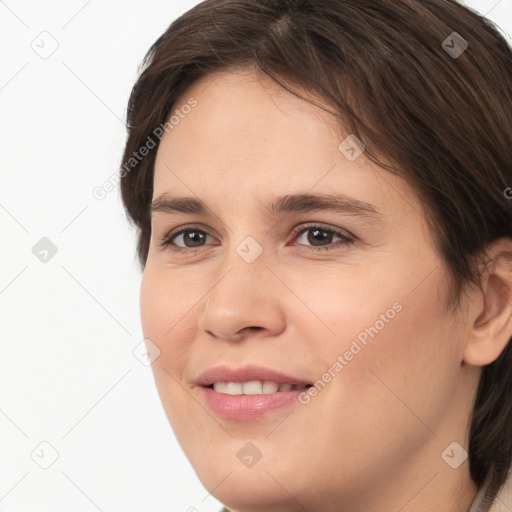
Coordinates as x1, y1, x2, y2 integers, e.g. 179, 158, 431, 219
289, 222, 354, 241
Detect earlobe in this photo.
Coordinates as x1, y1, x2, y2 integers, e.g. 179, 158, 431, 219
463, 247, 512, 367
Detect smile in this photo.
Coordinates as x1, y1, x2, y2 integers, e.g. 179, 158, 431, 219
196, 365, 313, 421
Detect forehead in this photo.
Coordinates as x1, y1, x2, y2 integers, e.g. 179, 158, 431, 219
181, 67, 330, 124
155, 70, 345, 184
152, 69, 423, 225
158, 69, 342, 162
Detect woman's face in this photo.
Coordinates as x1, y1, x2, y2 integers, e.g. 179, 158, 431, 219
140, 68, 478, 511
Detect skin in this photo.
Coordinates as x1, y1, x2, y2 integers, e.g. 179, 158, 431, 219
139, 67, 512, 512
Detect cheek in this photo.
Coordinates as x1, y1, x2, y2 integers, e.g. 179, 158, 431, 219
139, 269, 204, 436
284, 262, 407, 364
296, 262, 462, 437
139, 269, 197, 432
320, 273, 462, 446
139, 267, 199, 366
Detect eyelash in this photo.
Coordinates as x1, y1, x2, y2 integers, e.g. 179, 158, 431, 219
158, 223, 356, 254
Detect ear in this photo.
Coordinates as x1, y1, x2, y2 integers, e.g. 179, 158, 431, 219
463, 240, 512, 367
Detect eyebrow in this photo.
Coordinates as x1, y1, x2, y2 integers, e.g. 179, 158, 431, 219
150, 192, 381, 220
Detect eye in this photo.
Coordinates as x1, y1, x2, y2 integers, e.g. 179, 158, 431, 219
290, 224, 355, 252
158, 223, 355, 254
158, 225, 216, 253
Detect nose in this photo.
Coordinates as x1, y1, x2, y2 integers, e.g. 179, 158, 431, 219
197, 253, 286, 342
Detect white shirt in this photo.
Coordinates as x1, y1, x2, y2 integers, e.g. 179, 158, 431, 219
469, 468, 512, 512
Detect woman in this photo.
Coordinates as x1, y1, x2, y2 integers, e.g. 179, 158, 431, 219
120, 0, 512, 510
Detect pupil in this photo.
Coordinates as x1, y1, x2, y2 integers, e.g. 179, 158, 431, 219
186, 231, 204, 247
308, 229, 331, 246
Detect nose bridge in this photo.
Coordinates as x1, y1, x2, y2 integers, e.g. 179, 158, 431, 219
209, 234, 269, 306
198, 236, 284, 340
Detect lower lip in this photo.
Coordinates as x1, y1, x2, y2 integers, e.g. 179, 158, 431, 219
199, 386, 305, 421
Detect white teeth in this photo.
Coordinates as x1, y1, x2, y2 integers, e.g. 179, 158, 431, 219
225, 382, 243, 395
213, 382, 228, 394
211, 381, 306, 395
262, 381, 279, 394
242, 381, 263, 395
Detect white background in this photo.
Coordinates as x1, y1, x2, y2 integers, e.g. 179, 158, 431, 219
0, 1, 511, 511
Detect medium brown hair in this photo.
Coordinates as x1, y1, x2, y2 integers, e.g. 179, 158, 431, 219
119, 0, 512, 504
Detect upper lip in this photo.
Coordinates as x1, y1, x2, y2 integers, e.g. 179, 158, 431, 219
196, 364, 312, 387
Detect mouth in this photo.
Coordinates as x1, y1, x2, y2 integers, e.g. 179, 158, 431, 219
196, 365, 313, 421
